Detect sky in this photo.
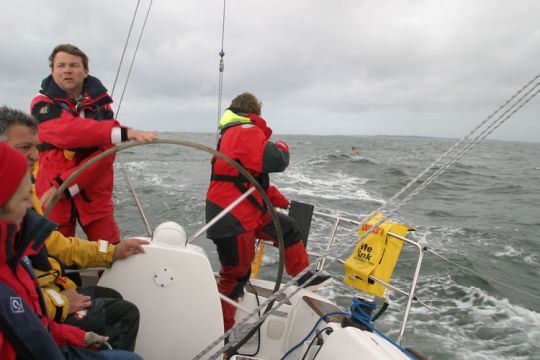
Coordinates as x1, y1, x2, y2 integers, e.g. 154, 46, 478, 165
1, 0, 539, 142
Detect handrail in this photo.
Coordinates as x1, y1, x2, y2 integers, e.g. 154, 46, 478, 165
186, 187, 255, 245
309, 210, 426, 344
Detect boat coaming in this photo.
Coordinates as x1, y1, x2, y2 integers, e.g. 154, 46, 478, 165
98, 222, 414, 360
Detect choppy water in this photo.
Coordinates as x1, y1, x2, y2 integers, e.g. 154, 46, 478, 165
112, 133, 540, 360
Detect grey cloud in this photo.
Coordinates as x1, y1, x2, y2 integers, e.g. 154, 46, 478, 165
1, 0, 539, 142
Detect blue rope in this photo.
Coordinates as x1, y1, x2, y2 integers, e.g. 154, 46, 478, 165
350, 297, 418, 360
280, 311, 348, 360
281, 298, 419, 360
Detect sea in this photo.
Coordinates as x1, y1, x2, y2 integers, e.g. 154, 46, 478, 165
111, 133, 540, 360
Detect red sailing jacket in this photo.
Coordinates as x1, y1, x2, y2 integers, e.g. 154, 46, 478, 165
0, 215, 85, 358
30, 75, 128, 226
206, 109, 290, 238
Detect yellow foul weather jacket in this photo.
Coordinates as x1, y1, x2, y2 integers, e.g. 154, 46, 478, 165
31, 186, 116, 321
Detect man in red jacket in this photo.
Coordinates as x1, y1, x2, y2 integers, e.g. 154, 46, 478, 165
0, 142, 142, 359
206, 92, 330, 331
30, 44, 157, 244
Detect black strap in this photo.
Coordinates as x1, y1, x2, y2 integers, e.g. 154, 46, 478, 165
371, 301, 389, 322
37, 142, 98, 159
211, 133, 266, 213
36, 143, 58, 152
211, 174, 266, 213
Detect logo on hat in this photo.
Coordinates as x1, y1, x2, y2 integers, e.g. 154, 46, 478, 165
10, 297, 24, 313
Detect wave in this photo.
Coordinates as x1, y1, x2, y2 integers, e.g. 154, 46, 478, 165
308, 271, 540, 359
493, 245, 538, 266
276, 169, 385, 203
391, 275, 540, 359
424, 209, 465, 219
305, 153, 377, 166
382, 167, 408, 177
476, 184, 527, 194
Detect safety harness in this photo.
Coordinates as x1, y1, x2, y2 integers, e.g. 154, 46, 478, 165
210, 132, 268, 213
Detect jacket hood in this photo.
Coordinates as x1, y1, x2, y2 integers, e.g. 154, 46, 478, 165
218, 109, 253, 133
243, 113, 272, 140
218, 109, 273, 139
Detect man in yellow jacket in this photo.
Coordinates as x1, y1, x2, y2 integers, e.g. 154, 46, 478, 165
1, 105, 148, 350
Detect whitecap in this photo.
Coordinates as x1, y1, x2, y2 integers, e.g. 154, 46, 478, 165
493, 245, 523, 258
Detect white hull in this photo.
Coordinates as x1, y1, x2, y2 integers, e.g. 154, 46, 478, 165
98, 224, 413, 360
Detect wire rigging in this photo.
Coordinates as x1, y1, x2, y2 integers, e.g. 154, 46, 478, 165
194, 72, 540, 359
115, 0, 155, 118
216, 0, 227, 143
339, 74, 540, 263
106, 3, 540, 357
110, 0, 141, 98
111, 0, 155, 236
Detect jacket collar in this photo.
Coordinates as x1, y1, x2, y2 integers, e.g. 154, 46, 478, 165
0, 209, 57, 272
218, 109, 273, 140
39, 74, 113, 106
218, 109, 253, 133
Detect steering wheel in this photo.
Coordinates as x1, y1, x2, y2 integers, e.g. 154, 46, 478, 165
43, 139, 285, 351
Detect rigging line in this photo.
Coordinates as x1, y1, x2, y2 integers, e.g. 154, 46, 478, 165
383, 73, 540, 209
110, 0, 141, 98
196, 76, 540, 358
426, 249, 540, 301
216, 0, 227, 143
391, 81, 540, 213
119, 157, 152, 236
112, 0, 155, 236
331, 80, 540, 276
195, 265, 323, 359
349, 74, 540, 239
115, 0, 155, 118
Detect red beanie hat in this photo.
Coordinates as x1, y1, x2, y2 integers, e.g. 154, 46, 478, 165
0, 142, 28, 207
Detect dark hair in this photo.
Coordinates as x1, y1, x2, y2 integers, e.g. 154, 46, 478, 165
0, 106, 38, 141
49, 44, 89, 70
230, 92, 262, 115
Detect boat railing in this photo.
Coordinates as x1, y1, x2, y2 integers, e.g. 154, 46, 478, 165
311, 210, 424, 344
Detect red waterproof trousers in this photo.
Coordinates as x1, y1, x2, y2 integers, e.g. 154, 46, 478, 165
212, 212, 309, 331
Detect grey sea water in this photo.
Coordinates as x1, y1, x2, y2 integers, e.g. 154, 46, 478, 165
112, 133, 540, 360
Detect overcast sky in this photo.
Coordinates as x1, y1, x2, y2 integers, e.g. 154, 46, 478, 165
1, 0, 539, 142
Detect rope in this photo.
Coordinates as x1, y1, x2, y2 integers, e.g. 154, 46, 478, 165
118, 157, 152, 236
115, 0, 154, 118
388, 79, 540, 214
280, 311, 348, 360
109, 0, 155, 236
194, 73, 540, 359
385, 73, 540, 210
110, 0, 141, 98
336, 73, 540, 262
216, 0, 227, 143
349, 298, 418, 360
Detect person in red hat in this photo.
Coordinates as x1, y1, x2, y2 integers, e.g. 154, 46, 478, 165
1, 106, 145, 351
0, 142, 142, 360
